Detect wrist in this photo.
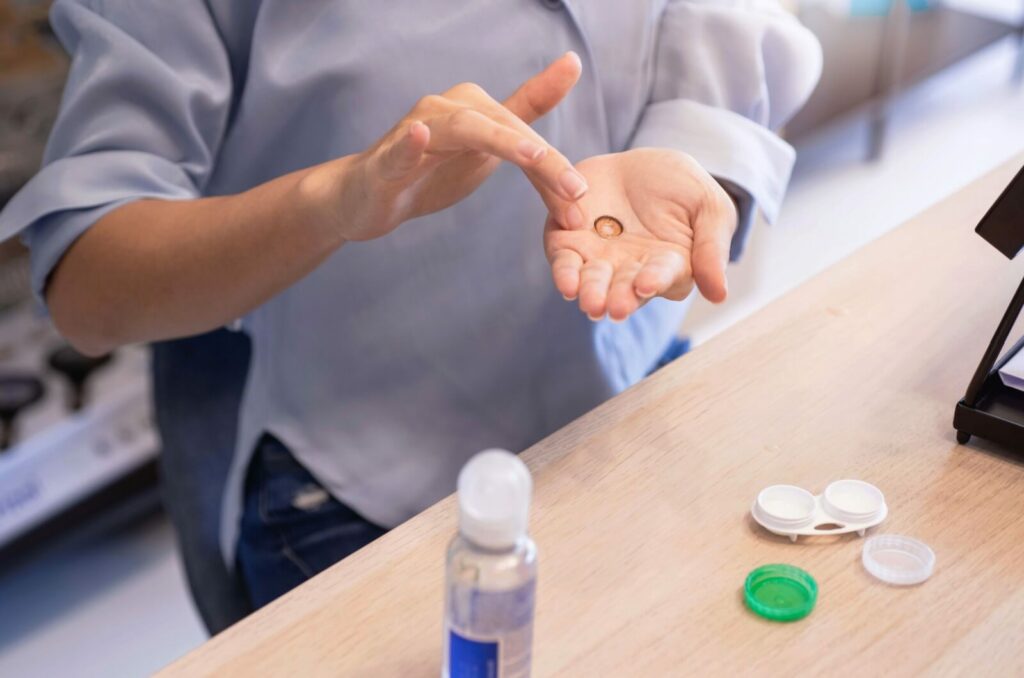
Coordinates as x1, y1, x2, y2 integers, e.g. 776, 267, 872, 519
295, 155, 362, 248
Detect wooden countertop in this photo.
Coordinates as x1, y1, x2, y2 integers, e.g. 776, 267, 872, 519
161, 155, 1024, 677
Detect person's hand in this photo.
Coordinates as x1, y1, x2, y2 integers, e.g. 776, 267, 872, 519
544, 148, 738, 322
301, 52, 589, 243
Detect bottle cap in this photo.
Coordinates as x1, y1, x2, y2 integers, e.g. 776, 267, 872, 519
457, 449, 532, 550
744, 564, 818, 622
862, 534, 935, 586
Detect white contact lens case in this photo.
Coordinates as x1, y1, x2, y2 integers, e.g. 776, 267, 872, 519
751, 479, 887, 542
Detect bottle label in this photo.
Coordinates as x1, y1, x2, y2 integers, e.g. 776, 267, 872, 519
448, 629, 499, 678
446, 580, 535, 678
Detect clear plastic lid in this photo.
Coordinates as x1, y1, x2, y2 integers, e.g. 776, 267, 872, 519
457, 449, 532, 550
862, 534, 935, 586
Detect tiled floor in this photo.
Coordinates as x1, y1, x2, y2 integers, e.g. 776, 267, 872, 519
0, 34, 1022, 678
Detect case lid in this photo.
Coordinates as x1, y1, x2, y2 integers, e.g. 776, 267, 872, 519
744, 564, 818, 622
862, 534, 935, 586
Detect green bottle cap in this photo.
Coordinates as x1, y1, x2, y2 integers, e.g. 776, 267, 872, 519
744, 564, 818, 622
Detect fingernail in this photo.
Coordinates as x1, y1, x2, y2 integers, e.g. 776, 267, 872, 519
636, 288, 656, 299
562, 294, 576, 302
559, 170, 588, 200
408, 120, 429, 144
587, 313, 603, 322
566, 204, 584, 230
517, 140, 546, 162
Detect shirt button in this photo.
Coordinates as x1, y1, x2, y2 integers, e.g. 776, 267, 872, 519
541, 0, 562, 9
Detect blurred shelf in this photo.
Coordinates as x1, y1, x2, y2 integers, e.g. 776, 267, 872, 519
902, 6, 1018, 85
788, 3, 1023, 146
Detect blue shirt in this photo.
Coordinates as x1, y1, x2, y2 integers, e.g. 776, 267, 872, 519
0, 0, 821, 564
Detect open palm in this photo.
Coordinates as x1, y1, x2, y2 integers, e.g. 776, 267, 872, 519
544, 148, 738, 322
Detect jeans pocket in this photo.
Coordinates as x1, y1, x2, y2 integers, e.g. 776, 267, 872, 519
239, 435, 390, 605
254, 435, 347, 526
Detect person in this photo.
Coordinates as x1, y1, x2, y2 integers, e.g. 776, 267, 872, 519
0, 1, 821, 611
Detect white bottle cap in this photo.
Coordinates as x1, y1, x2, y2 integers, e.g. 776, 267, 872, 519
457, 449, 532, 550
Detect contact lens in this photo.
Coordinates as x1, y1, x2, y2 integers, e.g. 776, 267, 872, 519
594, 216, 623, 239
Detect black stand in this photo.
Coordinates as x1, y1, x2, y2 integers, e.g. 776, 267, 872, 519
954, 274, 1024, 450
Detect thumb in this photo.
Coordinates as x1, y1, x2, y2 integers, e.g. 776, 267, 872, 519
504, 51, 582, 124
691, 203, 735, 304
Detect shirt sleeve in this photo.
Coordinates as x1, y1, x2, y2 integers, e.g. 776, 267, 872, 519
630, 0, 822, 259
0, 0, 234, 307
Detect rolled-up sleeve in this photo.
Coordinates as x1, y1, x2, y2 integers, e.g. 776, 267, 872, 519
631, 0, 822, 259
0, 0, 233, 306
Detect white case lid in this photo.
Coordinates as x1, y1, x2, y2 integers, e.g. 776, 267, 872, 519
862, 534, 935, 586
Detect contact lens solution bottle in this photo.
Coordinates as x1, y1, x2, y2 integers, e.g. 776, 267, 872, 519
443, 449, 537, 678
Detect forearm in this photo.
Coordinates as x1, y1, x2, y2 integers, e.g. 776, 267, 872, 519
42, 56, 589, 355
47, 158, 352, 355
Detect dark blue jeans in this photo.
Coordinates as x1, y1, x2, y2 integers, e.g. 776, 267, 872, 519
236, 435, 388, 609
153, 330, 254, 634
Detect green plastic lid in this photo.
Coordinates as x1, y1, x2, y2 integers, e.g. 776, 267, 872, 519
744, 564, 818, 622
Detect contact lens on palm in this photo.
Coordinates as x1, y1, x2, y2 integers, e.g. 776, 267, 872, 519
594, 216, 623, 239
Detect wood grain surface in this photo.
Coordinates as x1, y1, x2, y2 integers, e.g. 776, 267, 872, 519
160, 156, 1024, 677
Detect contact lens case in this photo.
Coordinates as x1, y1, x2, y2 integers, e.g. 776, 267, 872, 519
751, 479, 887, 542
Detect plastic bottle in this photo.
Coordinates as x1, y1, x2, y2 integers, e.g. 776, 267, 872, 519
443, 449, 537, 678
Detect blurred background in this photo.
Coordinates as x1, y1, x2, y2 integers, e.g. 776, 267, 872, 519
0, 0, 1022, 675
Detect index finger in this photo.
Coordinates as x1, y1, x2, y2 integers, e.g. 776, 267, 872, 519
448, 65, 588, 224
430, 108, 587, 206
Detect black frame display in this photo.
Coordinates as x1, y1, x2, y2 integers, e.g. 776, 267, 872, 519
954, 164, 1024, 451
